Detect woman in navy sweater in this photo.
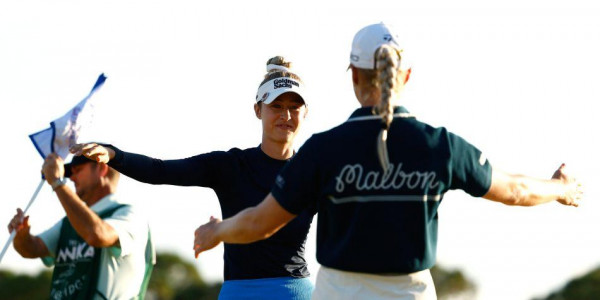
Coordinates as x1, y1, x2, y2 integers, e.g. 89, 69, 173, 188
72, 56, 315, 300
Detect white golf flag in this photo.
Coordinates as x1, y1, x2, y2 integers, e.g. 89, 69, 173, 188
29, 73, 106, 159
0, 73, 107, 265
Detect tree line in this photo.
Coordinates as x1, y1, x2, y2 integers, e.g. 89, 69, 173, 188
1, 252, 597, 299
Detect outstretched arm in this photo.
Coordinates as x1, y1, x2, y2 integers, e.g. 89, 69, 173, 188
193, 193, 296, 257
71, 143, 219, 186
483, 164, 582, 207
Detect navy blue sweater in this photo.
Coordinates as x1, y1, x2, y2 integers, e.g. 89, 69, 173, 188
106, 145, 314, 280
272, 107, 491, 274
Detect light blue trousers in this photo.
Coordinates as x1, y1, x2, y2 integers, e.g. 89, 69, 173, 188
219, 277, 314, 300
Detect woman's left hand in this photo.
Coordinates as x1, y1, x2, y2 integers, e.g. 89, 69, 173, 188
194, 216, 222, 258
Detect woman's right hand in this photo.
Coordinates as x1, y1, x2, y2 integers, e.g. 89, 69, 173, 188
552, 163, 583, 207
70, 143, 115, 164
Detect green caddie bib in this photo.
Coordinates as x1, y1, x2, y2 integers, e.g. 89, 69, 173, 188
49, 205, 127, 300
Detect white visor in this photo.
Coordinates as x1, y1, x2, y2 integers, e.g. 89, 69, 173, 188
255, 77, 306, 105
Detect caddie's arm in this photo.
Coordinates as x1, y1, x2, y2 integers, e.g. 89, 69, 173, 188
483, 164, 583, 207
42, 153, 119, 248
8, 208, 49, 258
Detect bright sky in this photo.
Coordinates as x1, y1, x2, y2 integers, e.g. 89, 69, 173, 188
1, 1, 599, 299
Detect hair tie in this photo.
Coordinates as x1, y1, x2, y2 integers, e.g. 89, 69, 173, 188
267, 64, 290, 73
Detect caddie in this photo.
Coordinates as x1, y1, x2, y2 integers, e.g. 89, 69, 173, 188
8, 154, 154, 300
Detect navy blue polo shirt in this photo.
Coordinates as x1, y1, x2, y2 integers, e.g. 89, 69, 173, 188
107, 145, 313, 280
271, 106, 492, 274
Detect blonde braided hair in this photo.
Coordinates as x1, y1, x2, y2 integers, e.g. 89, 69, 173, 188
372, 45, 402, 172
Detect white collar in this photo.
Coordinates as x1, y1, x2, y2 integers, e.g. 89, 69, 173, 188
89, 194, 123, 213
347, 112, 414, 122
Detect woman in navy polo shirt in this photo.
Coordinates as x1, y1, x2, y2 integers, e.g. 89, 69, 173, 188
72, 56, 314, 299
192, 24, 583, 300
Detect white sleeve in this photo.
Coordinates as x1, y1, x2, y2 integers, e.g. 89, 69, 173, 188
37, 219, 63, 267
103, 205, 148, 258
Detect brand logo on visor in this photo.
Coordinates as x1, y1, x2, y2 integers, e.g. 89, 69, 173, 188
273, 78, 299, 89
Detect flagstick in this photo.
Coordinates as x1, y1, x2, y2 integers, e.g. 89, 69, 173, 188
0, 179, 46, 264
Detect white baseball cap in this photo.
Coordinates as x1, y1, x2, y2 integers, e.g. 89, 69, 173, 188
255, 64, 306, 105
349, 22, 401, 70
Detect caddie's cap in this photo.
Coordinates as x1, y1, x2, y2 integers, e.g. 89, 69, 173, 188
64, 155, 96, 177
